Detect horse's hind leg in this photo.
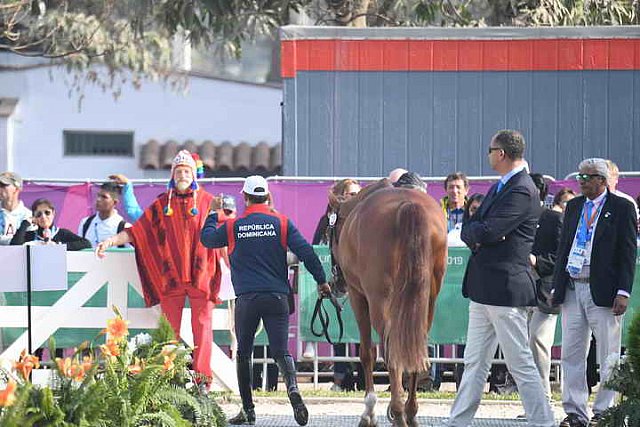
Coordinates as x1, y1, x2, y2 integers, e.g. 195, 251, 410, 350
350, 291, 378, 427
387, 365, 408, 427
405, 372, 419, 427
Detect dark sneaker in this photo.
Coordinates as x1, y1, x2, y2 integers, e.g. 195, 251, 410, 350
559, 413, 587, 427
588, 413, 603, 427
228, 408, 256, 425
288, 390, 309, 426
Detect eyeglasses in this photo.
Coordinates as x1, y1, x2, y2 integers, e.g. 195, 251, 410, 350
487, 147, 503, 154
576, 173, 602, 182
34, 210, 53, 218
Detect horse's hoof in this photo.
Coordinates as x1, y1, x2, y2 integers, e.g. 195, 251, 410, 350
358, 417, 378, 427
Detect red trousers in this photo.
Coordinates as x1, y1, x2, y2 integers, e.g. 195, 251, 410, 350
160, 286, 214, 381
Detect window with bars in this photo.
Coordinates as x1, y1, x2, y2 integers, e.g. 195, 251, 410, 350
63, 131, 134, 157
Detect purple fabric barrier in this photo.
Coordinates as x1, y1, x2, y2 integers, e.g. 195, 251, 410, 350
22, 178, 640, 241
21, 183, 92, 233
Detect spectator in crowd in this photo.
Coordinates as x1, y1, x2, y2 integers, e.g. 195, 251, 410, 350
448, 130, 554, 427
552, 158, 636, 427
463, 193, 485, 221
11, 198, 91, 250
201, 175, 329, 426
78, 182, 129, 248
442, 172, 470, 232
388, 168, 408, 184
96, 150, 223, 389
0, 172, 31, 245
606, 160, 639, 218
312, 179, 361, 246
452, 193, 487, 388
311, 178, 362, 392
108, 174, 143, 222
528, 178, 576, 402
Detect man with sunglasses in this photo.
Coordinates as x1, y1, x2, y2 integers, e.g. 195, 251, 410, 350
0, 172, 31, 246
448, 130, 554, 427
552, 158, 637, 427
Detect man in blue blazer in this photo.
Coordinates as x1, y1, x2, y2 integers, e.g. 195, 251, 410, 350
552, 158, 636, 427
447, 130, 554, 427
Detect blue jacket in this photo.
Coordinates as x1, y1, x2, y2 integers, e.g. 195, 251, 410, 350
200, 203, 326, 296
121, 182, 143, 222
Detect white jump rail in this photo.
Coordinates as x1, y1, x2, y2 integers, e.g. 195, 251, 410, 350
0, 249, 238, 392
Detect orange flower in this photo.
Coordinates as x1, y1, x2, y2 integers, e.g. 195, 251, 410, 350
162, 357, 175, 372
69, 364, 86, 382
106, 317, 129, 342
0, 380, 17, 407
14, 349, 40, 380
56, 357, 89, 382
100, 339, 121, 359
81, 356, 93, 373
128, 358, 143, 375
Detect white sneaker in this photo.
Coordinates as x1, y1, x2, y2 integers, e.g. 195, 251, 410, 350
303, 343, 315, 359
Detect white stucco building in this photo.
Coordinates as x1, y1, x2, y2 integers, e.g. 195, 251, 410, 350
0, 53, 282, 180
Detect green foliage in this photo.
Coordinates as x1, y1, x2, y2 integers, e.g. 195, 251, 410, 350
0, 311, 226, 427
2, 0, 639, 99
600, 310, 640, 427
519, 0, 639, 25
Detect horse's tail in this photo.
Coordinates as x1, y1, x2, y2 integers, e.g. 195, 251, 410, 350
385, 201, 432, 374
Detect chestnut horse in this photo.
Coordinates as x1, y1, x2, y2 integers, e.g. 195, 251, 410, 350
329, 180, 447, 427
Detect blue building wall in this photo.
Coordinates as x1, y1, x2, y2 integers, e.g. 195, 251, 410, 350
283, 69, 640, 178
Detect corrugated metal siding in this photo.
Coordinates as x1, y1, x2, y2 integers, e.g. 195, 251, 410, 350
284, 70, 640, 178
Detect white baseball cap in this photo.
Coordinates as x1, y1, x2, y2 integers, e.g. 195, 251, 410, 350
242, 175, 269, 196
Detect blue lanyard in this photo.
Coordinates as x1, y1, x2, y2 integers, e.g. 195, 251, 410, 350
577, 198, 605, 246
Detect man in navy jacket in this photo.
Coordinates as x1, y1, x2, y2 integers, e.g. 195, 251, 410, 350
552, 158, 636, 427
447, 130, 554, 427
201, 175, 329, 426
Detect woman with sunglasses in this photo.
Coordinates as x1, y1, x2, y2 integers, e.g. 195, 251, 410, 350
10, 198, 91, 250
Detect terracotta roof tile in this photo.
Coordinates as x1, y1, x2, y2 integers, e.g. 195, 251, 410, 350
140, 140, 282, 177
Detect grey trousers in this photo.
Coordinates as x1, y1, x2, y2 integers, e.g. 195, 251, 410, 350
448, 302, 555, 427
527, 307, 558, 400
560, 284, 622, 424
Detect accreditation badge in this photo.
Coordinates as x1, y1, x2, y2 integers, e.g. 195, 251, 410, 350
567, 246, 587, 274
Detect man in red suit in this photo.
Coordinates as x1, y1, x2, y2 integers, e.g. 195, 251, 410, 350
96, 150, 222, 386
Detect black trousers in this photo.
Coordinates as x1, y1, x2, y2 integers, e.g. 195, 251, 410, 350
235, 292, 290, 358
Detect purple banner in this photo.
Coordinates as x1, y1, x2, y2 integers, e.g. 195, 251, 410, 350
21, 178, 640, 241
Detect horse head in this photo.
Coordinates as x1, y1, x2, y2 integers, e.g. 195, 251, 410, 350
326, 178, 393, 295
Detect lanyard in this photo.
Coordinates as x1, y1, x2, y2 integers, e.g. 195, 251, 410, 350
35, 226, 58, 242
577, 198, 605, 246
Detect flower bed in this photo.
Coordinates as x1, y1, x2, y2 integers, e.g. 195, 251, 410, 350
0, 307, 226, 426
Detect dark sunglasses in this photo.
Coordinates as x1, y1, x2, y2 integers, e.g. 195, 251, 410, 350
576, 173, 602, 182
34, 210, 53, 218
487, 147, 503, 154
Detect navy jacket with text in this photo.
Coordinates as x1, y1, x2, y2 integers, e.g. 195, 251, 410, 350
200, 203, 326, 296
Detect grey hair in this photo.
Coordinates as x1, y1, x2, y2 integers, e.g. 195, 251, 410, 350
578, 158, 609, 182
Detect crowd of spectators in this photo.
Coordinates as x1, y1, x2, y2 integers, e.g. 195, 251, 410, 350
1, 137, 638, 427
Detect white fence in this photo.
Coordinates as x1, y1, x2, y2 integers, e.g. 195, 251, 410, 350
0, 249, 238, 392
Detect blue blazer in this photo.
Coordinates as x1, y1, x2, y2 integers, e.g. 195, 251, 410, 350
461, 170, 542, 307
